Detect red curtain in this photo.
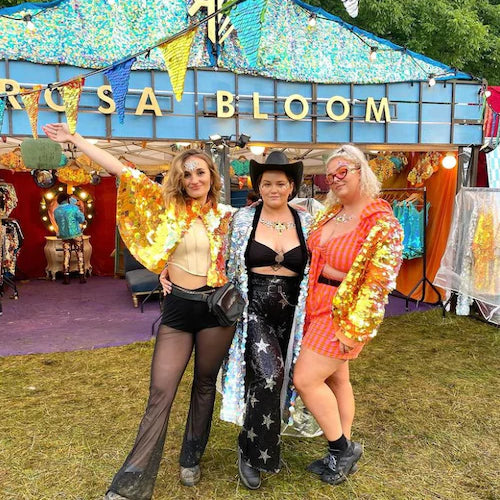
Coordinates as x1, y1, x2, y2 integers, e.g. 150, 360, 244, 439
2, 171, 117, 278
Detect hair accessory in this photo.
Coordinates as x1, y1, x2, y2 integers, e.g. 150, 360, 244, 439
184, 159, 198, 171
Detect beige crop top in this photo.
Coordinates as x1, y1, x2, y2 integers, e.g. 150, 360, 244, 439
168, 218, 211, 276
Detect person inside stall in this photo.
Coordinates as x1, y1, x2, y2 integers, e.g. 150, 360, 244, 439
42, 122, 235, 500
293, 144, 404, 486
53, 193, 86, 284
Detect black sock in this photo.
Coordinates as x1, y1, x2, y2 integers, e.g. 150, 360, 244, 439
328, 435, 348, 455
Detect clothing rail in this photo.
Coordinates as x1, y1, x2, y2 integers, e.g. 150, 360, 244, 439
380, 187, 444, 314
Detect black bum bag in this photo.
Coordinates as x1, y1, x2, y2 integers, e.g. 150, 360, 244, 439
171, 282, 245, 327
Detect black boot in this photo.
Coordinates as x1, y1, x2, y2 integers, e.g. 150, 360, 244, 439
62, 274, 70, 285
320, 440, 362, 485
79, 274, 87, 284
238, 448, 261, 490
307, 453, 359, 475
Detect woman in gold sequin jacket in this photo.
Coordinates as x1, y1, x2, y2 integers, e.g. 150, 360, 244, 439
43, 122, 235, 500
293, 145, 404, 487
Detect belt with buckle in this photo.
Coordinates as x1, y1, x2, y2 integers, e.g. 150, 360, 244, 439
318, 275, 342, 288
170, 284, 215, 302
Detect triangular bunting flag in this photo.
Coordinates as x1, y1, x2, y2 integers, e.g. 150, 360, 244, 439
0, 97, 6, 133
58, 78, 85, 134
159, 29, 196, 102
21, 85, 43, 139
104, 58, 136, 124
229, 0, 266, 67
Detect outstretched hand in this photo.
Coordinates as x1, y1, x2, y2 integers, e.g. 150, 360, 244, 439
42, 123, 74, 144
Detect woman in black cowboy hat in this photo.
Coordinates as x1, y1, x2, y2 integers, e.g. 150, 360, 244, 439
219, 151, 314, 489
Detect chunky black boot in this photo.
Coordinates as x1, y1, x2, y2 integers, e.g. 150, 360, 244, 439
307, 453, 359, 475
238, 448, 261, 490
320, 440, 362, 485
62, 274, 70, 285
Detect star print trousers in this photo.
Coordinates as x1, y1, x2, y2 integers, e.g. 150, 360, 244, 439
108, 292, 235, 500
239, 273, 300, 472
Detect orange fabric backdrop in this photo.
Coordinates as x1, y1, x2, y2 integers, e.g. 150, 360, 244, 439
382, 154, 457, 302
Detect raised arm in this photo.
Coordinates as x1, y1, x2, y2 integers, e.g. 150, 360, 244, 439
42, 123, 125, 177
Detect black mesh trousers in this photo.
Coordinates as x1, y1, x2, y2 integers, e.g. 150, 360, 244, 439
238, 274, 299, 472
108, 323, 234, 500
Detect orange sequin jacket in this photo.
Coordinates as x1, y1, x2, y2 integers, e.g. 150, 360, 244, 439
116, 167, 234, 286
312, 201, 404, 345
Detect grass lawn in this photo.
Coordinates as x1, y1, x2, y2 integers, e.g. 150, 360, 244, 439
0, 309, 499, 500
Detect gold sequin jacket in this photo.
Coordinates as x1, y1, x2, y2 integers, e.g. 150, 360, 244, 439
116, 167, 234, 285
312, 200, 404, 345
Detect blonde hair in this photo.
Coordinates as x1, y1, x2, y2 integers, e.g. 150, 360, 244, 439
162, 149, 222, 210
324, 144, 380, 207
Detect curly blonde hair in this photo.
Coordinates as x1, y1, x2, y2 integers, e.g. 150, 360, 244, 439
162, 149, 222, 210
324, 144, 380, 207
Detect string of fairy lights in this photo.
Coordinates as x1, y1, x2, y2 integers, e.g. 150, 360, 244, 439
0, 0, 244, 99
305, 11, 463, 86
0, 0, 474, 102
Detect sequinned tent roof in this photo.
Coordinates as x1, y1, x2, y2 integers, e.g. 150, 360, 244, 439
0, 0, 474, 84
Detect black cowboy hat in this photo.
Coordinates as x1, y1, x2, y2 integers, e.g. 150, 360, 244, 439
249, 151, 303, 197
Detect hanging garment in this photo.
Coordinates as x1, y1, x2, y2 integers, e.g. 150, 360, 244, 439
1, 219, 23, 276
434, 188, 500, 324
486, 146, 500, 188
0, 182, 18, 218
392, 200, 430, 260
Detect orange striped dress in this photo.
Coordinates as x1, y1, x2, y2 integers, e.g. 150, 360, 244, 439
302, 200, 390, 360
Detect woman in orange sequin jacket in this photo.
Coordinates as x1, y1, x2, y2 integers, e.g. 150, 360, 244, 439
43, 122, 235, 500
293, 145, 404, 487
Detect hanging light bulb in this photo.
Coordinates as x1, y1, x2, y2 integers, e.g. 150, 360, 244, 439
368, 47, 378, 62
442, 153, 457, 169
107, 0, 116, 5
249, 145, 265, 155
485, 90, 492, 98
23, 14, 35, 31
308, 13, 317, 27
428, 74, 436, 87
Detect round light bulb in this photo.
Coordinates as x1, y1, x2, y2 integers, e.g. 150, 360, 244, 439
26, 20, 35, 31
442, 154, 457, 169
368, 47, 378, 62
428, 76, 436, 87
308, 15, 317, 27
249, 146, 265, 155
485, 90, 492, 98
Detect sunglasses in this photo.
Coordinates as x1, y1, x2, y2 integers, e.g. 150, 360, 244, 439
325, 166, 360, 185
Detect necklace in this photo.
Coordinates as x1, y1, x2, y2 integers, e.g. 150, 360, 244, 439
259, 218, 296, 234
333, 211, 354, 224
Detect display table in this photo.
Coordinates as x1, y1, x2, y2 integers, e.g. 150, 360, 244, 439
44, 235, 92, 280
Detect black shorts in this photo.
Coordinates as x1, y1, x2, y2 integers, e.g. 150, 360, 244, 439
161, 285, 221, 333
